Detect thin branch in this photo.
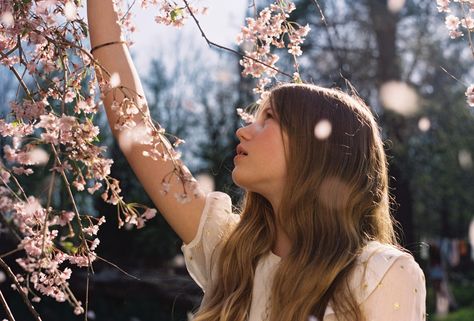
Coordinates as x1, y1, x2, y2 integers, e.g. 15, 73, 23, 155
0, 258, 43, 321
440, 66, 468, 86
0, 51, 33, 99
182, 0, 293, 79
121, 0, 138, 24
0, 247, 22, 259
0, 289, 16, 321
84, 267, 90, 321
49, 144, 92, 259
460, 2, 474, 59
0, 213, 21, 242
95, 255, 140, 281
311, 0, 348, 76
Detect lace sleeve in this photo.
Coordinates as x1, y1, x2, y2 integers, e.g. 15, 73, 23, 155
180, 192, 240, 291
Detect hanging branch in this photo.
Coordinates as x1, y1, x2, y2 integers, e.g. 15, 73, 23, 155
182, 0, 293, 79
0, 289, 16, 321
0, 258, 43, 321
311, 0, 349, 78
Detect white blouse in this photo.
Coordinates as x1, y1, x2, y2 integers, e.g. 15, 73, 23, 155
181, 192, 426, 321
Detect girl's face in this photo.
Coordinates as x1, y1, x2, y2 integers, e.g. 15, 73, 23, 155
232, 104, 288, 202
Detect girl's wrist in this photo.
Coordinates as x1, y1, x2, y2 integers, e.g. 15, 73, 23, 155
91, 41, 127, 54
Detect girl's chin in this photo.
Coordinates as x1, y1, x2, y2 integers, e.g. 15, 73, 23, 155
231, 171, 251, 190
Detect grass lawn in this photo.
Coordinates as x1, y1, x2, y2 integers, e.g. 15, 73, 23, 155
432, 307, 474, 321
427, 272, 474, 321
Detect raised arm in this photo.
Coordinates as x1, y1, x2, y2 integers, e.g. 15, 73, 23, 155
87, 0, 206, 244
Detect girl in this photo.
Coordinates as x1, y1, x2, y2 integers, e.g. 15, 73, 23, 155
88, 1, 426, 320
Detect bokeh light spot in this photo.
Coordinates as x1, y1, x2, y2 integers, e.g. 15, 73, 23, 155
64, 2, 78, 21
388, 0, 405, 13
196, 173, 215, 194
314, 119, 332, 140
0, 11, 14, 27
109, 73, 121, 89
458, 149, 473, 170
380, 81, 420, 117
418, 117, 431, 132
28, 148, 49, 165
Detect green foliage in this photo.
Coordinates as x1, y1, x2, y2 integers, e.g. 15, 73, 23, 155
433, 307, 474, 321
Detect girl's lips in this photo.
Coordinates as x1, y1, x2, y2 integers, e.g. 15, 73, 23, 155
236, 144, 248, 156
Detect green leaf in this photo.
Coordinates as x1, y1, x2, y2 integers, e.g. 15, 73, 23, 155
61, 241, 78, 254
170, 8, 183, 22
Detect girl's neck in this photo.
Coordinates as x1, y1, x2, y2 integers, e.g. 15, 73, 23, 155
272, 226, 291, 258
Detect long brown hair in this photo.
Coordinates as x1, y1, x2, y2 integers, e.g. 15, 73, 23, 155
192, 84, 397, 321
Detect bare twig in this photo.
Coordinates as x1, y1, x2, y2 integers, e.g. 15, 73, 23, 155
182, 0, 293, 79
0, 289, 16, 321
0, 51, 33, 99
440, 66, 468, 86
460, 2, 474, 58
121, 0, 138, 24
95, 255, 140, 281
84, 267, 90, 321
0, 247, 22, 259
49, 144, 92, 263
0, 258, 43, 321
311, 0, 348, 76
0, 213, 21, 242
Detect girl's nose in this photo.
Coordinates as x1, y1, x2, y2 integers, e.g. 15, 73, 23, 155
236, 125, 251, 141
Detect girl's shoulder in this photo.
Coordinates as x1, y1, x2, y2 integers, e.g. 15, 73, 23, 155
325, 241, 425, 317
351, 241, 424, 301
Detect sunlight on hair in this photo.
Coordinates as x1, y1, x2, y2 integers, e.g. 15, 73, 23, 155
319, 177, 351, 210
387, 0, 405, 13
418, 117, 431, 132
109, 73, 121, 89
64, 2, 78, 21
27, 148, 49, 165
458, 149, 473, 170
380, 81, 420, 117
118, 124, 151, 153
0, 11, 14, 27
196, 173, 215, 194
314, 119, 332, 140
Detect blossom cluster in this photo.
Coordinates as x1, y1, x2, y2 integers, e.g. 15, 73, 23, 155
437, 0, 474, 106
236, 1, 310, 100
438, 0, 474, 39
0, 0, 160, 315
110, 0, 207, 36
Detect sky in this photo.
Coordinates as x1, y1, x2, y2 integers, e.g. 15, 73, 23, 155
127, 1, 248, 73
